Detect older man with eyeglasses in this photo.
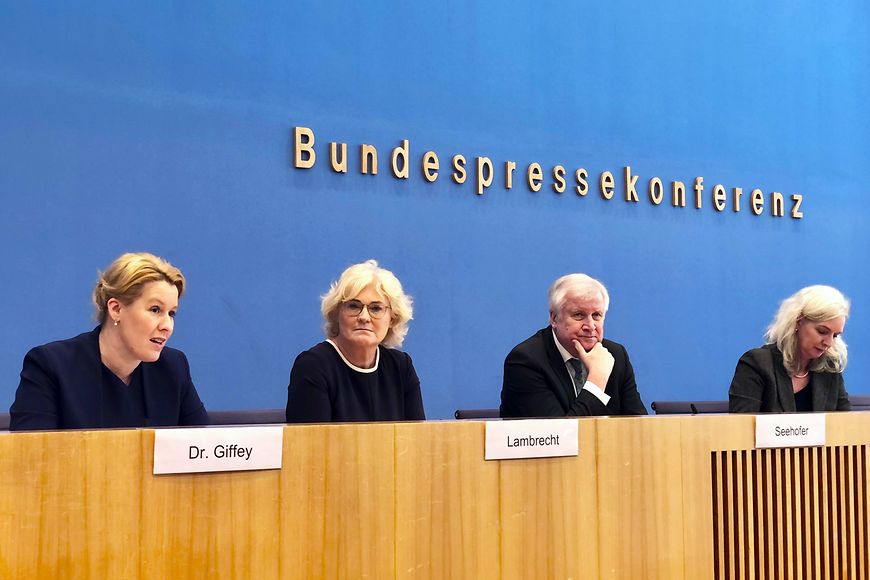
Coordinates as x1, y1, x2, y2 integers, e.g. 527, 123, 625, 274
499, 273, 647, 418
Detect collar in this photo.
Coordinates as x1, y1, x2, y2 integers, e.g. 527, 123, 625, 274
551, 328, 575, 364
326, 339, 380, 373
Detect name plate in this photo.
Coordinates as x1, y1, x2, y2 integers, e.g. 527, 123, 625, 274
755, 414, 826, 448
485, 419, 578, 460
153, 426, 284, 474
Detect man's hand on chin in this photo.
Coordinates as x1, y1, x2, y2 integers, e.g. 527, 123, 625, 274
574, 340, 614, 388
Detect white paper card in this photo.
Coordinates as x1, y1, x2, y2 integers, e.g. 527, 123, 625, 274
153, 426, 283, 474
755, 413, 826, 449
485, 419, 579, 460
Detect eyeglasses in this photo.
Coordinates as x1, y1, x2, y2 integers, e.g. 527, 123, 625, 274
342, 300, 391, 319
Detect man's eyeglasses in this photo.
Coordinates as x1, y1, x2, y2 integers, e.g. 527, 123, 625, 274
342, 300, 391, 319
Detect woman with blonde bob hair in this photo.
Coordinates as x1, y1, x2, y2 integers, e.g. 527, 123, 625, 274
10, 252, 210, 430
286, 260, 425, 423
729, 285, 851, 413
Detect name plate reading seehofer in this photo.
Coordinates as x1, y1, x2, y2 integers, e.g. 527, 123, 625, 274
153, 426, 284, 475
755, 413, 826, 449
485, 419, 579, 460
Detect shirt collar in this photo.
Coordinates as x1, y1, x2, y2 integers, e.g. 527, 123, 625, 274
551, 328, 575, 364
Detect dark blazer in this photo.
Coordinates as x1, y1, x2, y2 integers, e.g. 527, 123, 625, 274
728, 344, 850, 413
500, 327, 648, 418
10, 327, 210, 430
286, 341, 425, 423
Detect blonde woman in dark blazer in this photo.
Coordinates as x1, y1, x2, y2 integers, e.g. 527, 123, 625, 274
729, 285, 851, 413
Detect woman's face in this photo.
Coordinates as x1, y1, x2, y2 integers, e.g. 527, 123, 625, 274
335, 284, 392, 351
110, 280, 179, 363
796, 316, 845, 364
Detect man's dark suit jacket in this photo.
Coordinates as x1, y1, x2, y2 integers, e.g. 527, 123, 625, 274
728, 344, 851, 413
500, 327, 648, 418
10, 327, 210, 430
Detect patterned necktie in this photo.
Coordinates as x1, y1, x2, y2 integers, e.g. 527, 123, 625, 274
568, 358, 587, 398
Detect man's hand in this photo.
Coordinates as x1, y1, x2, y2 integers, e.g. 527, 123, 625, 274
573, 340, 614, 388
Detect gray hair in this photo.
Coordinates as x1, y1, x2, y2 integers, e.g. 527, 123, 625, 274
764, 285, 850, 374
548, 273, 610, 316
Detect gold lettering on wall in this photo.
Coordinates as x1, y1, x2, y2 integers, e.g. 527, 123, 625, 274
477, 157, 493, 195
294, 127, 315, 168
600, 171, 614, 199
452, 155, 467, 184
360, 144, 378, 175
553, 166, 566, 194
527, 163, 543, 192
289, 127, 810, 220
712, 185, 726, 212
624, 167, 638, 202
422, 151, 439, 182
771, 192, 784, 217
505, 161, 517, 189
791, 194, 804, 219
329, 142, 347, 173
391, 140, 409, 179
751, 188, 764, 215
693, 177, 704, 209
733, 187, 743, 212
672, 181, 686, 207
575, 168, 588, 196
649, 177, 663, 205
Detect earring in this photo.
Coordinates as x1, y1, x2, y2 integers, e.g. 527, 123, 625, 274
114, 320, 119, 326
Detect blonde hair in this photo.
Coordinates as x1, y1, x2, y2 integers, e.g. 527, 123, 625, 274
764, 285, 850, 374
93, 253, 185, 323
321, 260, 413, 348
548, 273, 610, 317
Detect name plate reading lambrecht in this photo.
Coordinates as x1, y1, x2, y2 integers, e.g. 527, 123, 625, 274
484, 419, 579, 460
153, 426, 284, 475
755, 413, 826, 449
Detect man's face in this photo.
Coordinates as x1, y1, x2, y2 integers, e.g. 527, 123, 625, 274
550, 291, 606, 355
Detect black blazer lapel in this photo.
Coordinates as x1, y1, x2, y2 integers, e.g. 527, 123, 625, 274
75, 327, 105, 426
770, 348, 796, 413
542, 328, 576, 404
810, 373, 830, 412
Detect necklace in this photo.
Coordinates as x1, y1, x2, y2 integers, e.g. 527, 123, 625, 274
794, 370, 809, 379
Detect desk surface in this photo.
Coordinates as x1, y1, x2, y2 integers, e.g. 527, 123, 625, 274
0, 414, 867, 579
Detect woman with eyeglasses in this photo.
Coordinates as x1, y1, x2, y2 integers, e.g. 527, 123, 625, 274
285, 260, 425, 422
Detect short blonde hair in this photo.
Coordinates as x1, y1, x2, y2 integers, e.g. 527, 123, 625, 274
321, 260, 413, 348
548, 274, 610, 317
93, 253, 185, 323
765, 285, 850, 374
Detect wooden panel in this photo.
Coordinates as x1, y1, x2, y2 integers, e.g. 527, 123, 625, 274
596, 416, 684, 579
0, 414, 869, 578
393, 420, 501, 579
710, 445, 869, 580
278, 423, 396, 579
0, 430, 143, 579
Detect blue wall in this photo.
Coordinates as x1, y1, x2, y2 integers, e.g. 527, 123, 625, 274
2, 2, 868, 418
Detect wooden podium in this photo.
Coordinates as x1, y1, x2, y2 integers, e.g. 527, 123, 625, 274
0, 414, 867, 578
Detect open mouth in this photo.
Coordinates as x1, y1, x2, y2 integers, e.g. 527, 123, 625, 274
150, 337, 167, 346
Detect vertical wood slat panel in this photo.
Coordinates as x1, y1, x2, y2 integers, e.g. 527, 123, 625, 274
745, 451, 755, 580
783, 449, 794, 580
764, 451, 774, 580
735, 451, 745, 580
711, 445, 869, 580
714, 452, 725, 580
845, 445, 858, 578
858, 446, 867, 580
810, 448, 820, 580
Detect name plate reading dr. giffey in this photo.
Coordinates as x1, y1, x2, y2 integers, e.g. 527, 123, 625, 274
153, 426, 284, 475
755, 413, 826, 449
485, 419, 579, 460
